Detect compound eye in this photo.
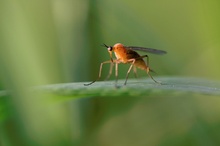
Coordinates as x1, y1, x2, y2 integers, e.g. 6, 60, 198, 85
108, 47, 113, 51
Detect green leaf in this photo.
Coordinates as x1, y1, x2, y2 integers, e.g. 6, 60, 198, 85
35, 77, 220, 98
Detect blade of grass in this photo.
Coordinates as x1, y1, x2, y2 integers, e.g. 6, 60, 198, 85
1, 77, 220, 99
37, 77, 220, 98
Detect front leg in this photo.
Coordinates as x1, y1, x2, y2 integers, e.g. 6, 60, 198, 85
84, 60, 113, 86
105, 62, 114, 81
114, 59, 121, 86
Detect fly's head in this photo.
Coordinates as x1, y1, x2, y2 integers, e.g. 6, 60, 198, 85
102, 43, 113, 62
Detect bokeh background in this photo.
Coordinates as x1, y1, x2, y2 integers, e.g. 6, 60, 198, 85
1, 0, 220, 146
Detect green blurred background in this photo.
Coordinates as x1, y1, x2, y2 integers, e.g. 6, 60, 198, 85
1, 0, 220, 146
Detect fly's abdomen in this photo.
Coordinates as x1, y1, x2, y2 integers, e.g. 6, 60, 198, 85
134, 59, 148, 70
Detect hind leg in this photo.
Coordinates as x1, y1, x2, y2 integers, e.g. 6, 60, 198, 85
139, 55, 160, 84
133, 66, 138, 78
146, 67, 160, 84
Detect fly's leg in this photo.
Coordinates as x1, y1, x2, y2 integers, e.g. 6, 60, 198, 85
84, 60, 113, 86
105, 62, 114, 80
141, 55, 160, 84
124, 55, 149, 85
133, 66, 138, 78
124, 59, 136, 85
126, 55, 160, 84
115, 61, 119, 86
146, 68, 160, 84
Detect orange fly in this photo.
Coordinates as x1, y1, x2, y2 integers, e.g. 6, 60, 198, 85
84, 43, 167, 86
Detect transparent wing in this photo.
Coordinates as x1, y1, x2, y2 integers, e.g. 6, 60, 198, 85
125, 46, 167, 55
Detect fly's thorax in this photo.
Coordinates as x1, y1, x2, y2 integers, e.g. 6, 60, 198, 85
113, 43, 124, 48
113, 46, 128, 63
113, 43, 126, 53
114, 51, 120, 59
113, 51, 127, 63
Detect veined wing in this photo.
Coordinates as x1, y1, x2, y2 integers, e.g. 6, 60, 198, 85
125, 46, 167, 55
